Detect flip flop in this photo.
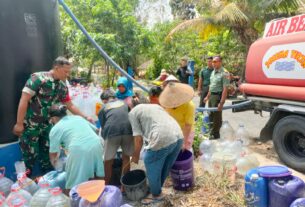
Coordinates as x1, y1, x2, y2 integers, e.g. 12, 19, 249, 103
141, 195, 165, 205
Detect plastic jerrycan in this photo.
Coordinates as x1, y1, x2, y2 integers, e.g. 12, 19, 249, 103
244, 169, 268, 207
30, 181, 51, 207
269, 176, 305, 207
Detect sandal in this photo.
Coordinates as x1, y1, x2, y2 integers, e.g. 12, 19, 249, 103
141, 194, 165, 205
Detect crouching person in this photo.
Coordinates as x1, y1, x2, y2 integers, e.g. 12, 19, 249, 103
129, 98, 183, 205
98, 89, 134, 185
48, 104, 104, 191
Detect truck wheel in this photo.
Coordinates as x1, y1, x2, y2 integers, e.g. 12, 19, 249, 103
273, 115, 305, 172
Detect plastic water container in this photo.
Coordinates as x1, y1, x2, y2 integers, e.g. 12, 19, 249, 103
30, 181, 51, 207
211, 152, 237, 182
0, 193, 8, 207
236, 154, 259, 176
235, 124, 250, 146
199, 154, 213, 173
69, 185, 81, 207
42, 171, 67, 189
290, 198, 305, 207
79, 185, 123, 207
0, 169, 14, 197
223, 141, 243, 157
244, 168, 268, 207
6, 194, 28, 207
15, 173, 38, 195
6, 184, 32, 205
220, 121, 235, 141
199, 140, 215, 155
170, 150, 194, 191
46, 187, 70, 207
269, 176, 305, 207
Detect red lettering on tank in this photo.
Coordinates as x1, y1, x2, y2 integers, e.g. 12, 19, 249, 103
276, 19, 288, 35
266, 22, 275, 37
287, 16, 300, 33
296, 14, 305, 32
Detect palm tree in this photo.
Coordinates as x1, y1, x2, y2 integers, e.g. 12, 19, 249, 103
167, 0, 305, 50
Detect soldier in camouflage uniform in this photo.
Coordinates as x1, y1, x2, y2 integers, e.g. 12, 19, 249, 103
13, 57, 90, 174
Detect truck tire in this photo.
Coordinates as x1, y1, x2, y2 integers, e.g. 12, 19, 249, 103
273, 115, 305, 172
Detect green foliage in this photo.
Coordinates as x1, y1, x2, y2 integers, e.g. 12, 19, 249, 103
193, 112, 209, 157
60, 0, 152, 81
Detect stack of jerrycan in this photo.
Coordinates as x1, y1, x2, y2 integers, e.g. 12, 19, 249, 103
245, 166, 305, 207
6, 183, 32, 206
30, 180, 51, 207
46, 187, 70, 207
0, 168, 13, 197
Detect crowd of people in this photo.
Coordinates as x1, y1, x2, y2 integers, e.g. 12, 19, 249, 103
12, 55, 230, 204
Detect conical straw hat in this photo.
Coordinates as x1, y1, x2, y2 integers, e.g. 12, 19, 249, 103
159, 82, 194, 108
77, 180, 105, 202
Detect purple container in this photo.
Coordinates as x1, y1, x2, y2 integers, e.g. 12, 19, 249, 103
170, 150, 194, 191
290, 198, 305, 207
79, 185, 123, 207
269, 176, 305, 207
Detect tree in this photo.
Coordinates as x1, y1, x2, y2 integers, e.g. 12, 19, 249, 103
60, 0, 152, 82
167, 0, 304, 50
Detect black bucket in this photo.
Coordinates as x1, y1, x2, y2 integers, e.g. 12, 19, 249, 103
121, 169, 148, 201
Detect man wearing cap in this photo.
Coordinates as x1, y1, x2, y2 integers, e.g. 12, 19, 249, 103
204, 56, 230, 139
129, 88, 183, 205
13, 56, 91, 174
159, 82, 195, 151
198, 57, 214, 107
176, 57, 193, 84
98, 89, 133, 185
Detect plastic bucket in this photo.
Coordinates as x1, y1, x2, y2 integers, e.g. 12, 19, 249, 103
120, 170, 147, 201
170, 150, 194, 191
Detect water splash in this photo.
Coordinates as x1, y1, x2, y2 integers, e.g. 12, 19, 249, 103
135, 0, 174, 29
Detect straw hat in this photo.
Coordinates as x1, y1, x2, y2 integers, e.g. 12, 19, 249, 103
159, 82, 194, 108
164, 75, 178, 82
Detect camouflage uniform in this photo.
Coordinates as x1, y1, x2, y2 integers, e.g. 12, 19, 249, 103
20, 72, 69, 173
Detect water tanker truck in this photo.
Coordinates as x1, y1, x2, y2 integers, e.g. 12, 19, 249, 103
238, 13, 305, 172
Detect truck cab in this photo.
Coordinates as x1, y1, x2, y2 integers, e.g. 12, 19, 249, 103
239, 14, 305, 172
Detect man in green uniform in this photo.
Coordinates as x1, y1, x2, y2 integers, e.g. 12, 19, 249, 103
204, 56, 230, 139
198, 56, 214, 107
13, 57, 90, 174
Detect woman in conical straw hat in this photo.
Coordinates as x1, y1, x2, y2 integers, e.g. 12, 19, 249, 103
159, 82, 196, 151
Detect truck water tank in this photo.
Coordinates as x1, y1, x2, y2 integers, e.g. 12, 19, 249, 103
245, 32, 305, 87
0, 0, 62, 144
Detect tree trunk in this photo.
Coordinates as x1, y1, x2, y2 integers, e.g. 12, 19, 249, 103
106, 62, 110, 87
87, 61, 95, 82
